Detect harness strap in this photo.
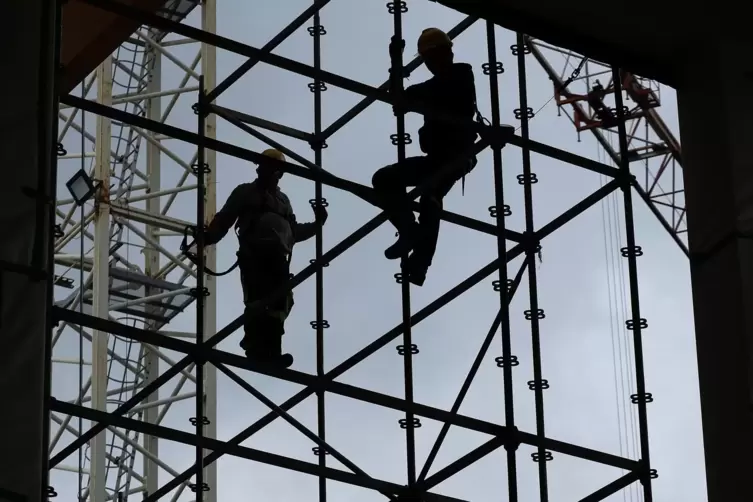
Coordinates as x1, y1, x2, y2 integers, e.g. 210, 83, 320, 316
180, 226, 239, 277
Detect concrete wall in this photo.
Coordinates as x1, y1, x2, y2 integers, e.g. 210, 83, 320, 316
0, 1, 57, 501
677, 40, 753, 502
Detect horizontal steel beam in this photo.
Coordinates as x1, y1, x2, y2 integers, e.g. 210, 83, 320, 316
53, 306, 639, 472
50, 400, 412, 496
64, 94, 524, 243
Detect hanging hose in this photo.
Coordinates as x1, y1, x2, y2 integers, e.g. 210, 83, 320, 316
180, 226, 239, 277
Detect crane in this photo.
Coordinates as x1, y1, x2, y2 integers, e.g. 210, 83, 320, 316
527, 36, 687, 255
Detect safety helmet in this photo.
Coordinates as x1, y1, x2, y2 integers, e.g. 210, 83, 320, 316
417, 28, 452, 56
260, 148, 285, 163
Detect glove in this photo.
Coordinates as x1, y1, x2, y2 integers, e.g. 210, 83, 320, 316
313, 204, 328, 225
187, 243, 198, 256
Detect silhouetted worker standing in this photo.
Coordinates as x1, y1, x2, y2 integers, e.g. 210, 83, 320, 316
372, 28, 478, 286
195, 148, 328, 368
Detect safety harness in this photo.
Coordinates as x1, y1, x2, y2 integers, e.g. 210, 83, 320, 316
461, 98, 490, 196
179, 185, 296, 277
180, 225, 239, 277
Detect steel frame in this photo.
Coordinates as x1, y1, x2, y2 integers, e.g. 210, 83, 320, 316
44, 1, 659, 501
525, 38, 687, 255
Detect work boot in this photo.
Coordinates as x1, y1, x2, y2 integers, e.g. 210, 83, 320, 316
254, 330, 294, 369
385, 226, 417, 260
405, 254, 428, 287
245, 351, 294, 369
407, 268, 427, 287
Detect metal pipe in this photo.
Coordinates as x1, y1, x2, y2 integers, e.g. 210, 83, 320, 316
388, 0, 417, 489
516, 32, 549, 502
488, 22, 520, 502
612, 65, 654, 502
312, 7, 328, 502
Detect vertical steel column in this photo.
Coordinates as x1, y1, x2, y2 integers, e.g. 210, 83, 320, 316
514, 33, 550, 502
486, 22, 519, 502
143, 47, 162, 499
388, 0, 418, 490
42, 0, 63, 497
311, 6, 328, 502
201, 1, 219, 498
91, 56, 114, 502
192, 76, 208, 501
611, 66, 653, 502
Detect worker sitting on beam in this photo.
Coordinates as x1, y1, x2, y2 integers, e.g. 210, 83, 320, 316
192, 148, 328, 368
372, 27, 479, 287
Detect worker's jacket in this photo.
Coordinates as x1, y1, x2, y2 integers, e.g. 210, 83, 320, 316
204, 180, 318, 255
405, 62, 478, 156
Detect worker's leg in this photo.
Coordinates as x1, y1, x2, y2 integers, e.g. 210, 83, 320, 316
238, 252, 265, 354
257, 250, 294, 365
371, 156, 434, 259
408, 155, 477, 286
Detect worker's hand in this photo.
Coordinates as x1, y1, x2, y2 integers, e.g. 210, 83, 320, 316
187, 243, 198, 256
392, 96, 409, 117
313, 204, 328, 225
388, 36, 405, 61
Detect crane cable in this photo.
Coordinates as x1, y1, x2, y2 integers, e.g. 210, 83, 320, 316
598, 139, 641, 502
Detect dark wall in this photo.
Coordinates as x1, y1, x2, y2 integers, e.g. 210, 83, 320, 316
0, 0, 57, 501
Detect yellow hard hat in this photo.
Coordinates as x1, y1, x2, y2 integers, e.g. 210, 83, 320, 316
417, 28, 452, 56
260, 148, 285, 163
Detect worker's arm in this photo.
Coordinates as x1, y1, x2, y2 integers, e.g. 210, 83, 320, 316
203, 185, 245, 245
292, 202, 328, 243
293, 216, 319, 243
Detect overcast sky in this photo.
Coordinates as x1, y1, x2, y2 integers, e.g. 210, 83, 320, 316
51, 1, 706, 501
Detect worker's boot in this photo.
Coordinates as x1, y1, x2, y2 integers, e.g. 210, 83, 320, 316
265, 331, 294, 369
385, 223, 418, 260
405, 252, 429, 287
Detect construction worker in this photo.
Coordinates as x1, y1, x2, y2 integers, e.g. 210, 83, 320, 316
192, 148, 328, 368
372, 27, 478, 286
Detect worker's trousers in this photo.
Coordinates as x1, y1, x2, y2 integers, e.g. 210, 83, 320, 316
237, 246, 293, 357
371, 152, 476, 270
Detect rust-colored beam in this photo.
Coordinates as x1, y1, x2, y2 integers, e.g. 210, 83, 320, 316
59, 0, 164, 94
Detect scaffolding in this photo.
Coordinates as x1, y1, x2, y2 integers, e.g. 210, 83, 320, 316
46, 0, 662, 501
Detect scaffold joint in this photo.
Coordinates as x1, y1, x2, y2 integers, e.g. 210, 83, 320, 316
482, 61, 505, 75
307, 25, 327, 37
495, 355, 519, 368
191, 162, 211, 175
398, 417, 421, 429
504, 428, 521, 452
189, 416, 211, 426
189, 483, 210, 493
510, 43, 531, 56
492, 279, 514, 293
630, 392, 654, 404
308, 81, 328, 93
309, 197, 329, 209
524, 309, 545, 320
390, 132, 412, 146
514, 107, 535, 120
396, 344, 419, 355
625, 318, 648, 330
531, 451, 554, 462
488, 205, 512, 218
310, 320, 330, 329
189, 287, 210, 298
527, 379, 550, 391
516, 172, 538, 185
386, 1, 408, 14
620, 245, 644, 257
309, 138, 329, 150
